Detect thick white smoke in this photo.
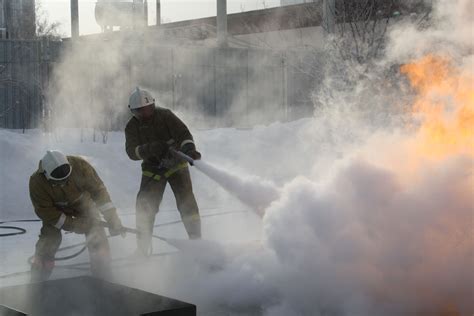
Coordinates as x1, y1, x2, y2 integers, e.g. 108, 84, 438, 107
159, 1, 473, 315
387, 0, 473, 62
262, 152, 473, 315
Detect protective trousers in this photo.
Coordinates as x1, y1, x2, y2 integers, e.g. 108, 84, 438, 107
136, 167, 201, 255
32, 217, 111, 282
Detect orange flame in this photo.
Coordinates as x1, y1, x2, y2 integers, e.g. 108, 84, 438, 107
397, 55, 473, 316
400, 55, 474, 159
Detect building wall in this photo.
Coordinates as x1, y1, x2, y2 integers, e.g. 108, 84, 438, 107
0, 39, 61, 129
3, 0, 36, 39
0, 0, 5, 39
0, 0, 4, 27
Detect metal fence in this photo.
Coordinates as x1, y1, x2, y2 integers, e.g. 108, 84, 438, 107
0, 39, 61, 129
131, 45, 317, 128
0, 38, 318, 130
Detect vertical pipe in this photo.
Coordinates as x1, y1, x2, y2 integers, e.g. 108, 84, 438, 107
156, 0, 161, 26
282, 55, 288, 122
213, 49, 217, 126
323, 0, 335, 34
171, 48, 175, 110
144, 0, 148, 27
0, 0, 5, 39
246, 49, 249, 127
132, 0, 137, 30
70, 0, 79, 38
0, 1, 4, 29
216, 0, 227, 47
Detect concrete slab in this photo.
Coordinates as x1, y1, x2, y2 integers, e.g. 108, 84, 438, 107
0, 276, 196, 316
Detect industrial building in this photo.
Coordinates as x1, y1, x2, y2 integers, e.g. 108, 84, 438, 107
95, 0, 148, 32
0, 0, 415, 130
0, 0, 36, 40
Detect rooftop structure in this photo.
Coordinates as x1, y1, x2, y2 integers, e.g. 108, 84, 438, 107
95, 0, 148, 32
281, 0, 317, 7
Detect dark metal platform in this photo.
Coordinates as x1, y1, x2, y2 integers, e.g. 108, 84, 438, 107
0, 276, 196, 316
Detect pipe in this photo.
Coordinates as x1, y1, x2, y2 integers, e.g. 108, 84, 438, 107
216, 0, 227, 47
323, 0, 336, 34
156, 0, 161, 26
70, 0, 79, 38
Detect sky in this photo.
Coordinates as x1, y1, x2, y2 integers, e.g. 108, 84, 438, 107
39, 0, 282, 37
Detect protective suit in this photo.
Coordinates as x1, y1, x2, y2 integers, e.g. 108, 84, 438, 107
125, 88, 201, 256
29, 152, 123, 281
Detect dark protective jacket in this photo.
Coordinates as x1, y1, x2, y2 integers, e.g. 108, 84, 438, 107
29, 156, 117, 230
125, 107, 195, 172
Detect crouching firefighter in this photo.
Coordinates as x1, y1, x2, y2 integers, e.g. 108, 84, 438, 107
29, 150, 124, 282
125, 87, 202, 257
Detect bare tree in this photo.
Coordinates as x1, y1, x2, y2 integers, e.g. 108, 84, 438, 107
35, 0, 63, 40
312, 0, 433, 129
325, 0, 432, 65
323, 0, 398, 65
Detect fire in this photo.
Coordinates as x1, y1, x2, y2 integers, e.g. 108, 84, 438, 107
400, 55, 474, 158
396, 55, 473, 316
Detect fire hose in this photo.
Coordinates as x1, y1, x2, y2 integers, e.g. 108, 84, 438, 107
0, 209, 245, 280
0, 226, 27, 237
24, 221, 171, 265
0, 219, 40, 237
170, 148, 195, 165
1, 223, 175, 280
103, 221, 169, 243
0, 208, 246, 274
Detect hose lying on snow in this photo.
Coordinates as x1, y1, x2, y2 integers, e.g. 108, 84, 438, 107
0, 209, 249, 279
0, 226, 26, 237
0, 219, 40, 237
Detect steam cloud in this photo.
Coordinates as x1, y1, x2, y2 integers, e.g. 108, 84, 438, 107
177, 1, 473, 314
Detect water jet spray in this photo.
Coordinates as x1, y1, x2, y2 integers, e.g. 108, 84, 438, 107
171, 149, 280, 216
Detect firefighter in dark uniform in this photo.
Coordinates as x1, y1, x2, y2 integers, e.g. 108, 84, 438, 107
29, 150, 124, 281
125, 87, 202, 256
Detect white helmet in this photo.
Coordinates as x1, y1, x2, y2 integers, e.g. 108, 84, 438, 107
128, 87, 155, 110
41, 150, 72, 181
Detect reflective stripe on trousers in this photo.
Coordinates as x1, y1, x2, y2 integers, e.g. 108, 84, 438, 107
142, 162, 188, 182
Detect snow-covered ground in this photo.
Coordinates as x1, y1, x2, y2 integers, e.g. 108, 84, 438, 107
0, 111, 472, 315
0, 121, 324, 315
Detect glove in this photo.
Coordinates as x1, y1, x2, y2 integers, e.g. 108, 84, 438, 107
103, 209, 125, 237
62, 216, 90, 234
181, 142, 201, 161
57, 207, 78, 216
186, 149, 201, 160
149, 141, 168, 156
137, 141, 168, 160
